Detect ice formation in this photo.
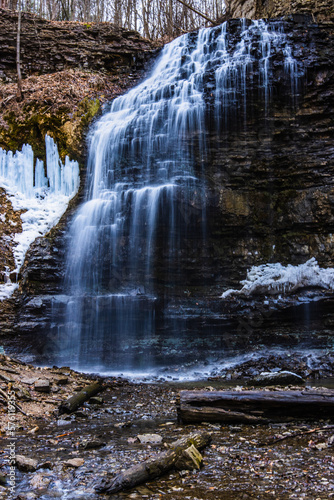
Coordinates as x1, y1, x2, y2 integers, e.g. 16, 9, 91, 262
221, 258, 334, 298
0, 135, 80, 300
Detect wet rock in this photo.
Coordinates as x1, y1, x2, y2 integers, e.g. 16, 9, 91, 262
74, 410, 88, 418
83, 439, 106, 450
64, 458, 84, 468
38, 461, 53, 470
56, 419, 71, 427
247, 371, 305, 387
15, 455, 38, 472
34, 379, 50, 393
137, 433, 163, 444
29, 473, 51, 489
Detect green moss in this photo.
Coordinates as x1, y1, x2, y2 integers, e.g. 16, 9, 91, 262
0, 97, 101, 168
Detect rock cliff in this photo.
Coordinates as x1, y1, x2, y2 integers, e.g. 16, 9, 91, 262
227, 0, 334, 22
0, 11, 334, 363
204, 17, 334, 287
0, 8, 155, 82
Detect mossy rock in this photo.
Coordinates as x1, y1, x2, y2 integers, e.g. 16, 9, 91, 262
0, 97, 101, 167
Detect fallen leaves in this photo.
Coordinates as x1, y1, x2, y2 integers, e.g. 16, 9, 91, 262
0, 68, 141, 145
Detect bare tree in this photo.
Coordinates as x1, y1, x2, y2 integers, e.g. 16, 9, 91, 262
8, 0, 226, 41
16, 0, 23, 101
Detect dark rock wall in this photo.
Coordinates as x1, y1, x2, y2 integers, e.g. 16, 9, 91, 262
203, 19, 334, 288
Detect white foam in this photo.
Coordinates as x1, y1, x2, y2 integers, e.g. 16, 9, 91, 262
221, 258, 334, 298
0, 135, 80, 300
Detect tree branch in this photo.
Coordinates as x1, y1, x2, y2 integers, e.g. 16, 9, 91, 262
174, 0, 216, 25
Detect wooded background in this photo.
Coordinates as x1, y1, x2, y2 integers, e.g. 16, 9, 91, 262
0, 0, 226, 39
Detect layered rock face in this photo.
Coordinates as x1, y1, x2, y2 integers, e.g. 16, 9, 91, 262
0, 8, 155, 82
227, 0, 334, 22
203, 17, 334, 288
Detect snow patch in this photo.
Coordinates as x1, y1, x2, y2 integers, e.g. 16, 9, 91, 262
0, 135, 80, 301
221, 258, 334, 298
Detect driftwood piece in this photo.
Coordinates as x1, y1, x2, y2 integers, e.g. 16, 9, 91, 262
177, 389, 334, 424
264, 424, 334, 446
96, 431, 211, 495
59, 382, 103, 414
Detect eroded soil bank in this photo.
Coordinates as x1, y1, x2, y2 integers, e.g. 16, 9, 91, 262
0, 354, 333, 500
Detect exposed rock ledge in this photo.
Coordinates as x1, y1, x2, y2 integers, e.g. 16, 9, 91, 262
228, 0, 334, 22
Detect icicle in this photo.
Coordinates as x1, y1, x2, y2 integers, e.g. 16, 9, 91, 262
34, 158, 48, 192
0, 135, 80, 301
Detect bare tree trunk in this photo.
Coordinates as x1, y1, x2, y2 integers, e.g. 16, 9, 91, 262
174, 0, 215, 24
142, 0, 149, 38
16, 0, 22, 101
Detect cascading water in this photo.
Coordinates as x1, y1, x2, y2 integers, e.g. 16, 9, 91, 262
55, 19, 300, 373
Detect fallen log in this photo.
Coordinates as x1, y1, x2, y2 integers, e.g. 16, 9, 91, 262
177, 389, 334, 424
58, 382, 103, 414
96, 431, 211, 495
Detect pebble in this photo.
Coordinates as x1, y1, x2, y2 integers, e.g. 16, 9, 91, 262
30, 473, 51, 489
137, 433, 163, 444
64, 458, 85, 468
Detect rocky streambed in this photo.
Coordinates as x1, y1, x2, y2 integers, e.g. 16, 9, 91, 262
0, 353, 334, 499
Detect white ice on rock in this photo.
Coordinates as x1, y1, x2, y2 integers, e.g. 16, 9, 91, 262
221, 258, 334, 298
0, 135, 80, 300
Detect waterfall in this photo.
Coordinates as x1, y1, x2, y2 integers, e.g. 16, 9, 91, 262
57, 19, 300, 372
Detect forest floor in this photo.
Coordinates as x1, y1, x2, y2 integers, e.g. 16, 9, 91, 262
0, 353, 333, 500
0, 68, 140, 128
